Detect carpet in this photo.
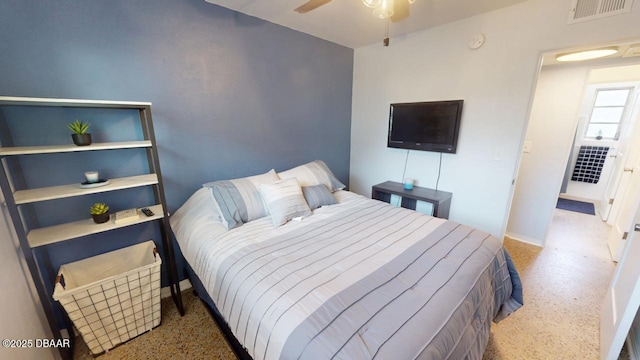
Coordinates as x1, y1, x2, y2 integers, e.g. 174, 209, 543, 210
556, 198, 596, 215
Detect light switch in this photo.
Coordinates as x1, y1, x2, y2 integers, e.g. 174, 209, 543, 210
494, 148, 504, 161
523, 141, 532, 153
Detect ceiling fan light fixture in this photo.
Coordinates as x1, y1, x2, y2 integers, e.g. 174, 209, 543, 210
372, 0, 394, 18
362, 0, 382, 8
555, 47, 619, 62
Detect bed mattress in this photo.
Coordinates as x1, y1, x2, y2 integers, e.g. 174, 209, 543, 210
172, 189, 522, 360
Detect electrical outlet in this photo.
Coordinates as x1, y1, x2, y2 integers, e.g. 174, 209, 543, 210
494, 148, 505, 161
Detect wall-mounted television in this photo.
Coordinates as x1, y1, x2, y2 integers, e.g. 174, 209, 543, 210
387, 100, 463, 154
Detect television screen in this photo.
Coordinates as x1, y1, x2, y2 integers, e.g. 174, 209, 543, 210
387, 100, 463, 153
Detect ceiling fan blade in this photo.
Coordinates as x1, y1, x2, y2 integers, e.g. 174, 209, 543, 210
391, 0, 410, 22
294, 0, 332, 14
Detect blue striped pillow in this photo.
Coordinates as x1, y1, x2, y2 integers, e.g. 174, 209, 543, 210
302, 184, 337, 210
203, 169, 279, 230
259, 178, 312, 227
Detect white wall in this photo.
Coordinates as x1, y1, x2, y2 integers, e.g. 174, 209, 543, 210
0, 196, 57, 360
350, 0, 640, 238
507, 65, 589, 244
590, 64, 640, 83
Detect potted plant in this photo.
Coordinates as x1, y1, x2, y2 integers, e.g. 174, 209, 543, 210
68, 120, 92, 146
90, 202, 110, 224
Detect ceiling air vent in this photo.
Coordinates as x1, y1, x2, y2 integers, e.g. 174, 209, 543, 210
622, 44, 640, 58
568, 0, 634, 24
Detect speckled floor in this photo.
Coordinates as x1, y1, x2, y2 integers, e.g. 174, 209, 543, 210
73, 290, 236, 360
74, 208, 621, 360
484, 208, 617, 360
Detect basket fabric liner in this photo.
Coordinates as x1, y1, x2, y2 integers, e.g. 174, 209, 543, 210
53, 240, 161, 355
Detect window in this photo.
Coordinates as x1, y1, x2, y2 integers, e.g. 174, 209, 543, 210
585, 88, 631, 140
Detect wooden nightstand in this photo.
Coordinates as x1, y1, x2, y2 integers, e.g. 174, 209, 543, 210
372, 181, 452, 219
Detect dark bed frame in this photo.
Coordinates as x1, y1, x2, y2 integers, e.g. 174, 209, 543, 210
184, 263, 253, 360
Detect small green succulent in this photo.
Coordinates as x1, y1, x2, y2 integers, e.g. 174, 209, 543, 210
68, 120, 90, 135
90, 202, 109, 215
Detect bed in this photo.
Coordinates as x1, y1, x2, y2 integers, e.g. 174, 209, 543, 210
170, 161, 522, 360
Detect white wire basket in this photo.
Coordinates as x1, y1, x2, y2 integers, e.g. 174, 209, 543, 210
53, 240, 162, 355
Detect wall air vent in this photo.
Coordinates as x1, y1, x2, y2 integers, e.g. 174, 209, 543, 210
568, 0, 634, 24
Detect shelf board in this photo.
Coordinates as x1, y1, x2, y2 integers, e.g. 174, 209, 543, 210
0, 141, 152, 156
28, 204, 164, 248
14, 174, 158, 204
0, 96, 151, 108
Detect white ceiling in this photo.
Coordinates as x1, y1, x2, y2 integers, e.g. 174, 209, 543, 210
203, 0, 527, 48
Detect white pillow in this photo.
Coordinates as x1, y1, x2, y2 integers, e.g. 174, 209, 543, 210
259, 178, 312, 227
278, 160, 345, 192
170, 187, 227, 245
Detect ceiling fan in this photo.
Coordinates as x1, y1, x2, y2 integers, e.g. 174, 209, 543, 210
294, 0, 414, 23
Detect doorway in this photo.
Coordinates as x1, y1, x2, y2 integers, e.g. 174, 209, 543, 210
504, 39, 640, 360
505, 40, 640, 256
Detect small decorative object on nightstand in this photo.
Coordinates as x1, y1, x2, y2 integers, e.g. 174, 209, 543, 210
403, 177, 415, 190
90, 202, 110, 224
372, 181, 453, 219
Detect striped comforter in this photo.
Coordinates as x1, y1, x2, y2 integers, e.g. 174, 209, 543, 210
179, 191, 522, 360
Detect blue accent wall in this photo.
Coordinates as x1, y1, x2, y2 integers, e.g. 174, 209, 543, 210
0, 0, 352, 317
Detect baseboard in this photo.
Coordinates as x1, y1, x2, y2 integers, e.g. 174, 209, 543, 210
504, 233, 544, 247
161, 278, 192, 299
